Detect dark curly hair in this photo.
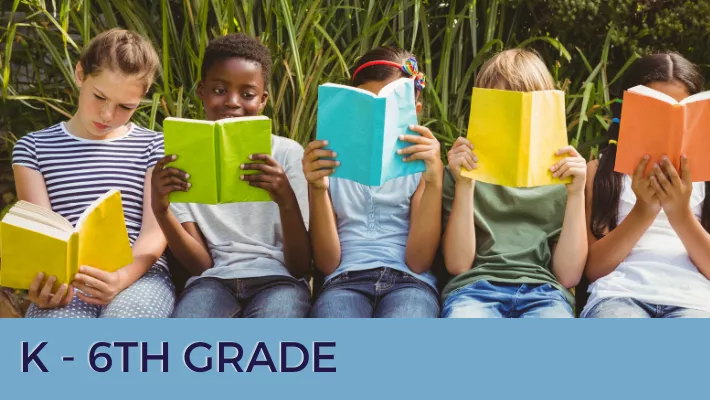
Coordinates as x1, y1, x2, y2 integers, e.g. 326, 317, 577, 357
201, 33, 272, 84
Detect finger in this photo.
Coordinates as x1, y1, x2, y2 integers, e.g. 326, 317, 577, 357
660, 157, 681, 186
76, 291, 108, 306
48, 284, 69, 308
462, 151, 477, 170
407, 125, 436, 139
555, 146, 581, 157
403, 150, 436, 162
551, 157, 585, 173
305, 159, 340, 172
559, 167, 585, 180
306, 169, 336, 181
38, 276, 57, 302
71, 281, 105, 298
156, 155, 177, 169
305, 140, 329, 154
453, 136, 474, 150
77, 266, 112, 283
307, 149, 337, 162
453, 155, 475, 171
633, 155, 651, 181
28, 272, 44, 297
240, 173, 273, 182
248, 181, 271, 190
398, 144, 432, 156
241, 163, 279, 175
162, 177, 190, 191
398, 134, 431, 145
248, 154, 278, 167
61, 286, 75, 306
680, 155, 692, 184
74, 272, 110, 293
653, 163, 672, 192
160, 167, 189, 181
649, 176, 666, 198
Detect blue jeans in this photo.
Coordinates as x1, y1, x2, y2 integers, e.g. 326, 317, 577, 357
310, 267, 440, 318
442, 280, 573, 318
584, 297, 710, 318
172, 275, 311, 318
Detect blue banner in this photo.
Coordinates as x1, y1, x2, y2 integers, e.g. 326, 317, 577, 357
0, 319, 706, 399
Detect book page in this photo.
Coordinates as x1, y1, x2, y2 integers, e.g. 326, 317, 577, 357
628, 85, 679, 105
680, 91, 710, 105
462, 88, 524, 187
163, 118, 219, 204
681, 100, 710, 181
8, 201, 73, 231
528, 90, 570, 187
218, 117, 272, 203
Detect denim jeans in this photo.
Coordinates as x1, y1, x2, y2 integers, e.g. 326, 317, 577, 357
441, 280, 573, 318
583, 297, 710, 318
172, 275, 311, 318
310, 267, 440, 318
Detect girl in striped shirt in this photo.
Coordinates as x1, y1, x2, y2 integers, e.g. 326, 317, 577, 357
11, 29, 174, 318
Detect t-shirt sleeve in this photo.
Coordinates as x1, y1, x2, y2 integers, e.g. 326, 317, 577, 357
441, 167, 457, 234
282, 141, 310, 229
170, 203, 196, 224
147, 134, 165, 169
12, 134, 40, 171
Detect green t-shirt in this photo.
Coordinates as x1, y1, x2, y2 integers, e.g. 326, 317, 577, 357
440, 168, 574, 305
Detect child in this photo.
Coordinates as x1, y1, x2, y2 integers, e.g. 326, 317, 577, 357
11, 29, 173, 318
440, 49, 588, 318
305, 47, 442, 318
152, 33, 312, 318
583, 53, 710, 318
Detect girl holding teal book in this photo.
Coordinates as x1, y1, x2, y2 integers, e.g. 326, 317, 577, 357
305, 47, 442, 318
11, 29, 174, 318
440, 49, 588, 318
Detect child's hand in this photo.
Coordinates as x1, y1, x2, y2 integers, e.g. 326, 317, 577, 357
631, 155, 662, 217
551, 146, 587, 195
151, 155, 190, 213
650, 155, 693, 219
302, 140, 339, 191
241, 154, 298, 207
72, 266, 126, 306
28, 272, 74, 309
447, 137, 477, 183
398, 125, 443, 184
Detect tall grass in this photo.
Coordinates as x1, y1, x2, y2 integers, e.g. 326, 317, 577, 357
1, 0, 623, 163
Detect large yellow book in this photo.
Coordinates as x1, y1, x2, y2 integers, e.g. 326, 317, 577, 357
462, 88, 571, 187
0, 190, 133, 290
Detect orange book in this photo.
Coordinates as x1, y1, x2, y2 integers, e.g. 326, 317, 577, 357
615, 85, 710, 181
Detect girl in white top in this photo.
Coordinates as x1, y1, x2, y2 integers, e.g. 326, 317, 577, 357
584, 52, 710, 318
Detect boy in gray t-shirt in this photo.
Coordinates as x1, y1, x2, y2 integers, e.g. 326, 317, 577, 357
151, 34, 311, 318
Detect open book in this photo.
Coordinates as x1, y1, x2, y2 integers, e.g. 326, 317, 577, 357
0, 190, 133, 290
461, 88, 571, 187
163, 116, 273, 204
615, 85, 710, 181
316, 77, 425, 186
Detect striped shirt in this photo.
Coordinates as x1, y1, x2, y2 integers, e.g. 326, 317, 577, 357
11, 122, 167, 269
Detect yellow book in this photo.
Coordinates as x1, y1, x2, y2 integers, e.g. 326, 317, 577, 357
461, 88, 571, 187
0, 190, 133, 290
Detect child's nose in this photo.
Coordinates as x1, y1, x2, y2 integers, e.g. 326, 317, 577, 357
225, 92, 240, 108
100, 104, 114, 122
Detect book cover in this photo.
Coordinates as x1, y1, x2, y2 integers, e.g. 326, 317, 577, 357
316, 78, 425, 186
461, 88, 570, 187
615, 85, 710, 181
164, 116, 272, 204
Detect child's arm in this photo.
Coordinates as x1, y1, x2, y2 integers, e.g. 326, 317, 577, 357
241, 150, 311, 278
13, 166, 52, 208
651, 156, 710, 279
302, 140, 341, 275
150, 155, 213, 275
441, 137, 477, 275
585, 156, 659, 282
72, 166, 168, 305
399, 125, 443, 274
549, 146, 588, 288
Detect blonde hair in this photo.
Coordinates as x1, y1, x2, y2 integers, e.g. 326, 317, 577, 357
79, 28, 160, 91
475, 49, 555, 92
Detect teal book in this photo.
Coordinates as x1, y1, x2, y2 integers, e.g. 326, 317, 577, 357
163, 116, 272, 204
316, 77, 425, 186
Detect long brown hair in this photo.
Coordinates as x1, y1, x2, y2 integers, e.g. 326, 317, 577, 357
590, 53, 707, 238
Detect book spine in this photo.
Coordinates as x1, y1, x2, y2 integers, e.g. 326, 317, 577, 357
68, 232, 79, 285
372, 98, 386, 185
521, 94, 532, 187
214, 124, 222, 203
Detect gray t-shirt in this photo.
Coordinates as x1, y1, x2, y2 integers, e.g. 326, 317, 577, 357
170, 135, 309, 283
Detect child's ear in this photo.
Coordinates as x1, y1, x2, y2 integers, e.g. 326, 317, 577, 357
74, 62, 84, 88
259, 90, 269, 113
416, 101, 423, 114
196, 81, 205, 101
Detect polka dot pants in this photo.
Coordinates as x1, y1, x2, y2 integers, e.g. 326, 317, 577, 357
25, 266, 175, 318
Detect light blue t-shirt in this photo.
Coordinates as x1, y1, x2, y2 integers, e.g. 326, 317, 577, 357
327, 174, 437, 289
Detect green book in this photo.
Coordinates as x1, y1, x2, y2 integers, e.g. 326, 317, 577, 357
163, 116, 272, 204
